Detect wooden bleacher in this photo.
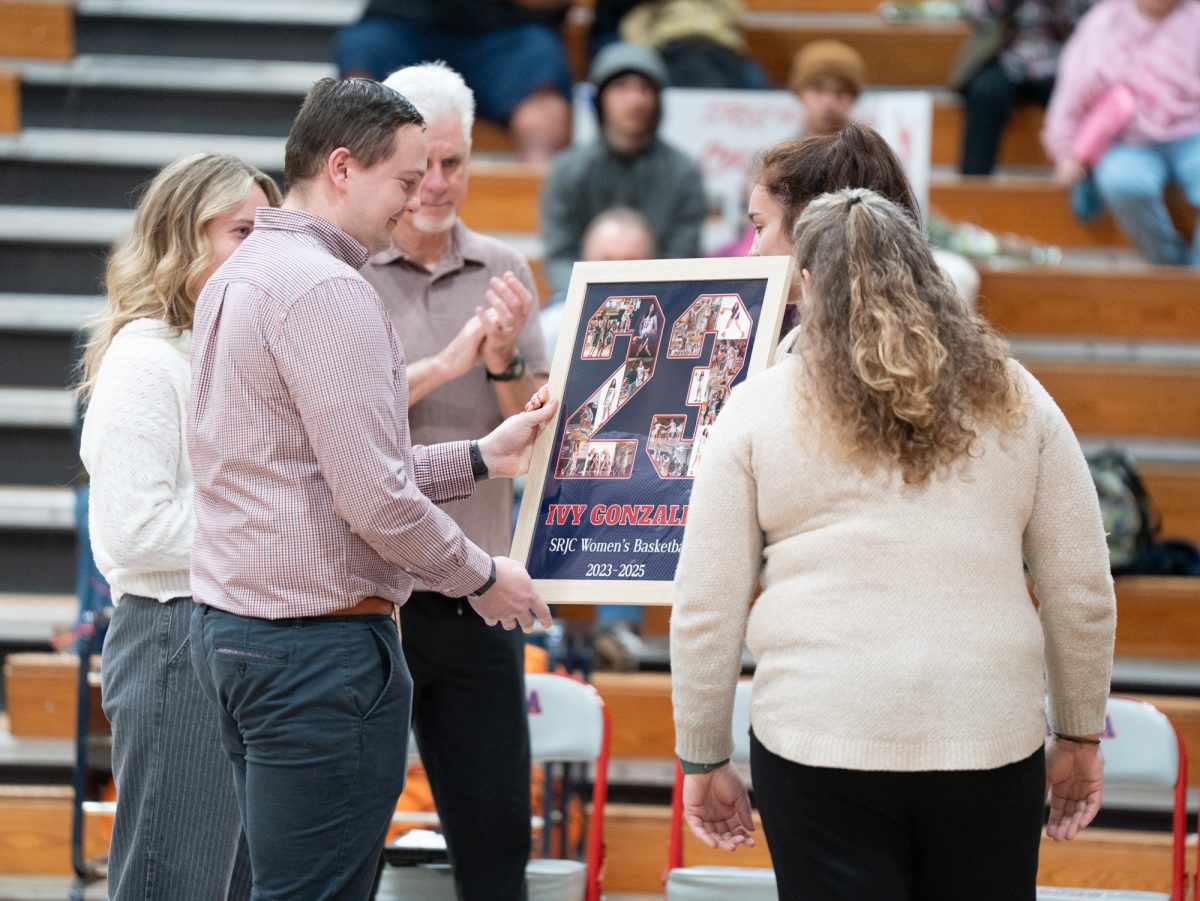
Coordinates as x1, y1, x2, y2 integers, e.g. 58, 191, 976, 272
0, 2, 73, 62
978, 267, 1200, 341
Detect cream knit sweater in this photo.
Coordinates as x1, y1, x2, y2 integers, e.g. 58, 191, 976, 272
80, 319, 193, 604
671, 355, 1116, 772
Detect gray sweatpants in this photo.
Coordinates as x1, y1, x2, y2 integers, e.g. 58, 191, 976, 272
101, 594, 251, 901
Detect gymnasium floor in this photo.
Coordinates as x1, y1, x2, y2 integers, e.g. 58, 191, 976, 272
0, 878, 662, 901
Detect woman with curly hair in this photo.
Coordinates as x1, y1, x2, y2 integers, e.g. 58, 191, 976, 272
670, 188, 1115, 899
78, 153, 280, 901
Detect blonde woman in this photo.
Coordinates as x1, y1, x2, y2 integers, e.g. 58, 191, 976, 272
671, 189, 1115, 899
78, 154, 280, 901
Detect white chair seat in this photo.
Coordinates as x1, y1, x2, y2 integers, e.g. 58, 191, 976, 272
378, 858, 587, 901
666, 865, 779, 901
527, 858, 587, 901
1036, 887, 1169, 900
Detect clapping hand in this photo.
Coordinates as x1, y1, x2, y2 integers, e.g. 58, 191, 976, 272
476, 272, 533, 374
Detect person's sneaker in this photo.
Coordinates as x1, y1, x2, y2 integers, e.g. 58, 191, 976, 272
592, 621, 645, 672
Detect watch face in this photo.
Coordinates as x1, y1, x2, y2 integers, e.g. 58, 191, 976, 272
510, 354, 526, 378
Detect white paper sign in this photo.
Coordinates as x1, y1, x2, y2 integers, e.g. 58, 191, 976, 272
573, 86, 933, 252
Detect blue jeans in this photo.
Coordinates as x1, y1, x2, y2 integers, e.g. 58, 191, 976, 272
333, 17, 573, 125
191, 606, 411, 901
595, 604, 645, 630
74, 486, 111, 645
1094, 135, 1200, 267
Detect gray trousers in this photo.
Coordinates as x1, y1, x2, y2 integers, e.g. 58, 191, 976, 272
191, 605, 411, 901
101, 594, 251, 901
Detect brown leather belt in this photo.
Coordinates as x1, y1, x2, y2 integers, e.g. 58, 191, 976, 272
336, 596, 394, 616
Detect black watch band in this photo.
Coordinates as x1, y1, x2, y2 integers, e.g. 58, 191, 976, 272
468, 440, 489, 481
486, 352, 526, 382
471, 558, 498, 597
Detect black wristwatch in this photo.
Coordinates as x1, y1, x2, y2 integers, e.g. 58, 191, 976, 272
486, 352, 526, 382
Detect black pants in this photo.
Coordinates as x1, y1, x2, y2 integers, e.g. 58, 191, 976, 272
403, 592, 531, 901
750, 733, 1045, 900
960, 58, 1054, 175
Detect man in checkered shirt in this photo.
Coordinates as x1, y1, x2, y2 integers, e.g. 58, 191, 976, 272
187, 77, 555, 900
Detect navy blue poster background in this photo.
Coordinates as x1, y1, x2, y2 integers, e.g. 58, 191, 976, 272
525, 276, 770, 589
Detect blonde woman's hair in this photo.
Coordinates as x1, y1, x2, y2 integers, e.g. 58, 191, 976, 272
792, 188, 1024, 484
77, 153, 281, 401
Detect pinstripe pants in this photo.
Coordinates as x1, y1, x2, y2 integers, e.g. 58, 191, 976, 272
101, 594, 251, 901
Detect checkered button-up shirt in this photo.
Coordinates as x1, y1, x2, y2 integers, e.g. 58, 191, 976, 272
188, 207, 493, 618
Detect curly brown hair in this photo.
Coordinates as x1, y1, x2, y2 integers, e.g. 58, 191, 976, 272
792, 188, 1024, 484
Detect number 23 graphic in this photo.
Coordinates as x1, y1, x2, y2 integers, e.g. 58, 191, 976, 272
554, 293, 751, 481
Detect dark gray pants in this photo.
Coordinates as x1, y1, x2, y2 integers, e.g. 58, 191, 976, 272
101, 595, 251, 901
191, 605, 411, 901
402, 592, 531, 901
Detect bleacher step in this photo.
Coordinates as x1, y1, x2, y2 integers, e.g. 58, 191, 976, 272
0, 594, 75, 645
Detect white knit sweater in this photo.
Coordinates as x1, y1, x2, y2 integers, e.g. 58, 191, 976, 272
671, 356, 1116, 772
80, 319, 193, 604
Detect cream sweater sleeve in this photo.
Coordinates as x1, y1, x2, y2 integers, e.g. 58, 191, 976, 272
671, 391, 763, 765
82, 332, 193, 576
1021, 370, 1116, 736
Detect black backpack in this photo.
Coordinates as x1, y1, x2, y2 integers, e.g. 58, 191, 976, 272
1086, 449, 1159, 573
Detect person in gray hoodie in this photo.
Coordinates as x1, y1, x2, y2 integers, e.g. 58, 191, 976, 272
540, 42, 708, 293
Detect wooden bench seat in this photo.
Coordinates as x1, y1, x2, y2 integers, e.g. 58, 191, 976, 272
0, 3, 72, 63
1023, 362, 1200, 441
1142, 462, 1200, 547
979, 267, 1200, 341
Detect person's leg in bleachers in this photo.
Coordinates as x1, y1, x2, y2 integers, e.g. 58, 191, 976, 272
960, 59, 1019, 176
334, 15, 441, 81
402, 592, 532, 901
1095, 142, 1190, 266
1163, 133, 1200, 268
449, 24, 572, 162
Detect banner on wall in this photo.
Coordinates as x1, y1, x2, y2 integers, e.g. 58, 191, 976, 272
573, 86, 933, 252
512, 256, 791, 605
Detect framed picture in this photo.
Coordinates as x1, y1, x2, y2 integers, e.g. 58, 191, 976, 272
512, 256, 792, 604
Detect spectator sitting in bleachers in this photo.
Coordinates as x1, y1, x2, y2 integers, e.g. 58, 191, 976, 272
333, 0, 572, 162
787, 41, 980, 308
956, 0, 1092, 175
789, 40, 864, 138
540, 42, 707, 295
590, 0, 768, 90
1042, 0, 1200, 268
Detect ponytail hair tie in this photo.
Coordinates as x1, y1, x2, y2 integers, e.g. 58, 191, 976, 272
847, 194, 862, 209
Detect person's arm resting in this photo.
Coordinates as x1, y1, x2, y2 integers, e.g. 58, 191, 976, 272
83, 342, 193, 573
1022, 371, 1116, 737
671, 394, 762, 767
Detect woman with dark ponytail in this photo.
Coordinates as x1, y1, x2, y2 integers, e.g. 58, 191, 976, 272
670, 188, 1115, 899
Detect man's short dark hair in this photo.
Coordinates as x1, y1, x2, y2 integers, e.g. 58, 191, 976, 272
284, 77, 425, 189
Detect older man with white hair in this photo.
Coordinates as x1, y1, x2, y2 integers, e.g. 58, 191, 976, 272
364, 62, 549, 901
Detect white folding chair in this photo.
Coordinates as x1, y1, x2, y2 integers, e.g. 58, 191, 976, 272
1037, 697, 1189, 901
379, 673, 610, 901
666, 680, 778, 900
